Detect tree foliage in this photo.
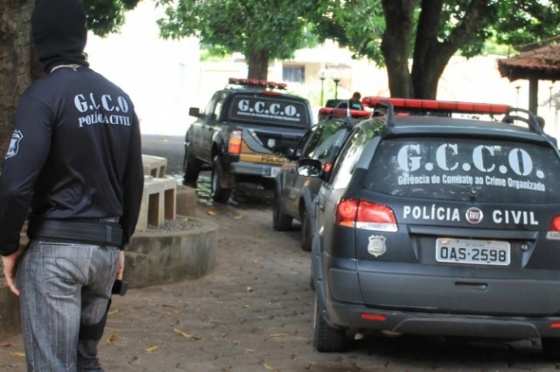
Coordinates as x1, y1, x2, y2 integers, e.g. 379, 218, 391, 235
157, 0, 317, 79
84, 0, 140, 36
311, 0, 560, 99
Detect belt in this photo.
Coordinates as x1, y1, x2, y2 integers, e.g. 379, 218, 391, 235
28, 219, 123, 247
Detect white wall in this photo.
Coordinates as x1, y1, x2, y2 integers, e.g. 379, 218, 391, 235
85, 6, 560, 140
85, 1, 200, 136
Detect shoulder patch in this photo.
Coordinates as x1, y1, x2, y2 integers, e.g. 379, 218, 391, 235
5, 130, 23, 160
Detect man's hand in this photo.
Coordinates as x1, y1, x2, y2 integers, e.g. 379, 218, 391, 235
2, 249, 23, 296
116, 250, 125, 280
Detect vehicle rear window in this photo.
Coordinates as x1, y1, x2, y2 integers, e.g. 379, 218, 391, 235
365, 137, 560, 204
228, 94, 310, 127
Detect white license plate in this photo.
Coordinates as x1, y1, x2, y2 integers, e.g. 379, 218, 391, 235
435, 238, 511, 266
267, 167, 281, 178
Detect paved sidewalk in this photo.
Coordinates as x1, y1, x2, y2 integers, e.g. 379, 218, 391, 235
0, 201, 559, 371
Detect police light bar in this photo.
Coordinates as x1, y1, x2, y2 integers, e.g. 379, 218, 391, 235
318, 107, 371, 120
362, 96, 510, 115
229, 78, 287, 90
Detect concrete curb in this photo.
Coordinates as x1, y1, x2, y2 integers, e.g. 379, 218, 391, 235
0, 216, 217, 337
124, 217, 217, 289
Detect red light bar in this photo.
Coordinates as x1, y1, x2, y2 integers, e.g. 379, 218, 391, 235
362, 96, 510, 115
550, 322, 560, 329
229, 78, 287, 90
318, 107, 371, 120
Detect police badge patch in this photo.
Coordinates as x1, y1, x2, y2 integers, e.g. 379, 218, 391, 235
368, 235, 387, 258
5, 130, 23, 160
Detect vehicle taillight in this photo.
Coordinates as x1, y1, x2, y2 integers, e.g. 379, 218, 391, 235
550, 216, 560, 232
335, 199, 359, 228
336, 199, 398, 232
228, 130, 242, 155
322, 162, 333, 173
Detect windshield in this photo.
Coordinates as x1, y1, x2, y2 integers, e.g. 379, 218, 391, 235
365, 137, 560, 204
228, 94, 310, 127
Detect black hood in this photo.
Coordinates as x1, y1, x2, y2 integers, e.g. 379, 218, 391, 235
32, 0, 89, 73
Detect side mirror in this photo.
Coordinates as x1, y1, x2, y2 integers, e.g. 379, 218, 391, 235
297, 158, 322, 177
189, 107, 201, 118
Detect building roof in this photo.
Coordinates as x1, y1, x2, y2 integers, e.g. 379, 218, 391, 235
498, 44, 560, 81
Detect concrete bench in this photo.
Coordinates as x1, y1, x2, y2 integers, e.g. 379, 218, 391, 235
142, 155, 167, 178
136, 176, 177, 231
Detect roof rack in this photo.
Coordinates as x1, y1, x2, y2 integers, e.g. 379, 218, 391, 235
228, 78, 287, 91
363, 96, 545, 135
501, 107, 544, 134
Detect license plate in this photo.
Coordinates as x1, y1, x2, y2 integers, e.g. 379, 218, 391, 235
435, 238, 511, 266
264, 167, 281, 178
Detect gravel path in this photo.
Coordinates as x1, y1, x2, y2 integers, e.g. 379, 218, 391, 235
1, 196, 559, 371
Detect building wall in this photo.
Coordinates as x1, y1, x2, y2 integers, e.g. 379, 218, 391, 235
0, 0, 33, 161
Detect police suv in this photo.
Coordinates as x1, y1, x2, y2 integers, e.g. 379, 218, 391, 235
308, 97, 560, 356
185, 78, 312, 202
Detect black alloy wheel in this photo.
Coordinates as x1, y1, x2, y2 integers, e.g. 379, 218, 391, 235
183, 141, 201, 185
210, 155, 232, 203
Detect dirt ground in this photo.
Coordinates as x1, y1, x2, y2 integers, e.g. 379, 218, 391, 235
2, 192, 560, 372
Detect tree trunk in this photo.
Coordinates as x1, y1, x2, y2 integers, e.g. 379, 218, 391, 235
410, 0, 444, 99
380, 0, 417, 98
246, 49, 269, 80
410, 0, 490, 99
0, 0, 33, 165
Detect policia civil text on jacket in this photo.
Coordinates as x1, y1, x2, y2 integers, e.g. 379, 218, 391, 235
0, 0, 144, 370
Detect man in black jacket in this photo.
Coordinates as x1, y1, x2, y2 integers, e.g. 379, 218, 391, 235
0, 0, 144, 370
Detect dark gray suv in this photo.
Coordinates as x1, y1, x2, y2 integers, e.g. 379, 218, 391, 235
308, 98, 560, 356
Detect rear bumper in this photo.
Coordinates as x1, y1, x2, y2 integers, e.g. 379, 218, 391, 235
230, 161, 281, 179
322, 264, 560, 339
327, 300, 560, 339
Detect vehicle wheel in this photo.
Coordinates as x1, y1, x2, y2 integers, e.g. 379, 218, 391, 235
210, 155, 232, 203
183, 141, 201, 186
542, 338, 560, 359
301, 208, 312, 252
272, 192, 292, 231
313, 292, 348, 352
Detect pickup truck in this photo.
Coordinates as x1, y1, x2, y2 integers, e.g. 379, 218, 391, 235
185, 78, 313, 202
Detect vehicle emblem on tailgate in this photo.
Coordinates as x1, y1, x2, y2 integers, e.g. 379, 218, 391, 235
465, 207, 484, 225
368, 235, 387, 258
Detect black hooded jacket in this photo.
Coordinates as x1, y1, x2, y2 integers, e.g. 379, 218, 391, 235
0, 66, 144, 256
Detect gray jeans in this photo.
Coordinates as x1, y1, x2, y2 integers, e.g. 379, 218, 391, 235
17, 240, 119, 372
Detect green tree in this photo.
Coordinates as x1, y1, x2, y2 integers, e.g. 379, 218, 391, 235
312, 0, 560, 99
84, 0, 140, 35
157, 0, 316, 80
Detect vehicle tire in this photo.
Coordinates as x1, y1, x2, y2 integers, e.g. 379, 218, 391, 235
272, 192, 292, 231
301, 208, 312, 252
210, 155, 232, 203
542, 338, 560, 359
183, 141, 201, 186
313, 292, 348, 352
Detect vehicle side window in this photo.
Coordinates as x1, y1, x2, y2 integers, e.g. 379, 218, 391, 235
308, 129, 347, 163
213, 97, 224, 122
204, 97, 217, 119
302, 127, 323, 158
329, 128, 369, 190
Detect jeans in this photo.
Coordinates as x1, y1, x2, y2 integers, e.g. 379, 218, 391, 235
17, 240, 119, 372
